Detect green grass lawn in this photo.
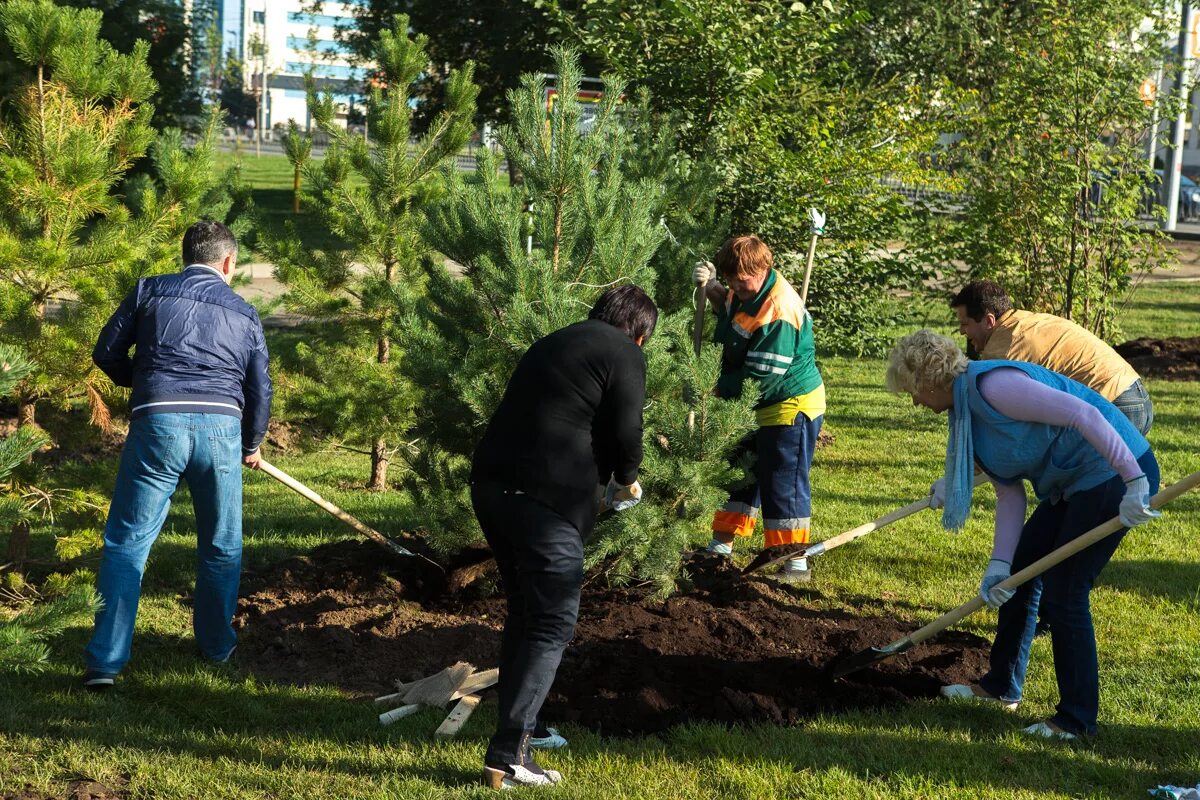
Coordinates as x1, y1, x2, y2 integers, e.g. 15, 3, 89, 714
217, 151, 348, 260
2, 287, 1199, 799
1120, 279, 1200, 340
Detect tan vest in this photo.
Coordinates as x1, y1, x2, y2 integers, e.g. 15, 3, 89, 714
980, 310, 1139, 401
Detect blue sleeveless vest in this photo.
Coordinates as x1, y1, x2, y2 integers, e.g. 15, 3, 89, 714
962, 360, 1148, 503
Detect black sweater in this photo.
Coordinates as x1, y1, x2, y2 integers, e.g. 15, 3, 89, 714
471, 319, 646, 535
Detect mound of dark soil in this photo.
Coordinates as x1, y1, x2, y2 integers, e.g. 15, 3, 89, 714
1116, 336, 1200, 381
236, 541, 990, 734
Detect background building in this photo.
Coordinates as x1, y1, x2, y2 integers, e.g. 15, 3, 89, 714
227, 0, 372, 132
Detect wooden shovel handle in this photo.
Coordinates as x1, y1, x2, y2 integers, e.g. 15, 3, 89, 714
904, 469, 1200, 649
258, 459, 415, 558
808, 497, 931, 557
692, 277, 707, 357
799, 233, 818, 305
811, 473, 989, 557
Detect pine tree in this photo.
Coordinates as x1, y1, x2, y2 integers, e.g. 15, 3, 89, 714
282, 120, 312, 215
0, 344, 100, 674
0, 0, 157, 429
0, 1, 248, 432
402, 48, 755, 592
265, 16, 479, 490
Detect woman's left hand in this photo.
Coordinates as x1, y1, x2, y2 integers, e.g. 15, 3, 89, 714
979, 558, 1015, 609
1119, 475, 1160, 528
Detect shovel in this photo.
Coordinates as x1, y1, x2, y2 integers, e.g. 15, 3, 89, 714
258, 459, 419, 560
828, 469, 1200, 679
742, 473, 990, 576
687, 269, 708, 431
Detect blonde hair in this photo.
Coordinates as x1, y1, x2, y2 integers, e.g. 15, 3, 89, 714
885, 329, 969, 395
715, 235, 772, 279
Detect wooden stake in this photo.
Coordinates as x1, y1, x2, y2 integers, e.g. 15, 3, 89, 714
450, 667, 499, 701
435, 694, 481, 738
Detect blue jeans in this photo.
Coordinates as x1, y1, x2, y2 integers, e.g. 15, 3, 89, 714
471, 481, 583, 766
1112, 379, 1153, 435
85, 413, 244, 675
979, 450, 1159, 736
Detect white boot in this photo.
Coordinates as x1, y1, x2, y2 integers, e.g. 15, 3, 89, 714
775, 557, 811, 583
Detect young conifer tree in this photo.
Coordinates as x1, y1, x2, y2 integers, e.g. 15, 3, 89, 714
0, 2, 248, 432
403, 48, 755, 593
265, 16, 478, 489
0, 0, 156, 429
0, 345, 100, 673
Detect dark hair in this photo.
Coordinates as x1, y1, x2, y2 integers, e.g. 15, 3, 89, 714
182, 220, 238, 266
950, 280, 1013, 321
715, 234, 772, 279
589, 284, 658, 342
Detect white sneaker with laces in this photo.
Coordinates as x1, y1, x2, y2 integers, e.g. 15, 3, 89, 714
1022, 721, 1078, 741
939, 683, 1020, 712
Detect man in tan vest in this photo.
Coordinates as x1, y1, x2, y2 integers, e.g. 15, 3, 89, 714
950, 280, 1152, 434
944, 281, 1152, 640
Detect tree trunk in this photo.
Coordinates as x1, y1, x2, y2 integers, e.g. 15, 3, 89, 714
17, 397, 36, 429
506, 158, 523, 186
292, 165, 301, 214
5, 521, 30, 573
369, 437, 389, 491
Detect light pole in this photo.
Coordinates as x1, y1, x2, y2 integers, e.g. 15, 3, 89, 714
253, 6, 268, 158
1164, 2, 1196, 231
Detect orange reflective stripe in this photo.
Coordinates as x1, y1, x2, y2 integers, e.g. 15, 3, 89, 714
763, 527, 810, 548
732, 275, 806, 337
712, 510, 757, 538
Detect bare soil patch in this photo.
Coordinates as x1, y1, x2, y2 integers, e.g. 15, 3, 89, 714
1116, 336, 1200, 381
235, 540, 990, 735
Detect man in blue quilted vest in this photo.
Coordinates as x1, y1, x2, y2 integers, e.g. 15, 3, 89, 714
83, 220, 272, 691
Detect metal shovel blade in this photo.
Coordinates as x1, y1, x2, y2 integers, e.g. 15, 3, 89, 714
741, 542, 812, 576
828, 637, 914, 679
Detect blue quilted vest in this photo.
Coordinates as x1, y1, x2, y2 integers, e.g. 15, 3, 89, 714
962, 360, 1148, 503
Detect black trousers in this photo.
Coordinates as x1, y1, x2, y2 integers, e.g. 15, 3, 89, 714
471, 481, 583, 765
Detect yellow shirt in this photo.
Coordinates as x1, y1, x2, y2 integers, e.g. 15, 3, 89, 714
980, 310, 1140, 402
755, 383, 826, 427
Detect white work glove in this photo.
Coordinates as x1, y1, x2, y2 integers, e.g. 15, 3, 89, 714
1119, 474, 1160, 528
692, 261, 717, 288
928, 477, 947, 510
978, 558, 1014, 609
604, 477, 642, 512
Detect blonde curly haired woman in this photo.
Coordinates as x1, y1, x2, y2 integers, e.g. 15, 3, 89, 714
886, 329, 1159, 740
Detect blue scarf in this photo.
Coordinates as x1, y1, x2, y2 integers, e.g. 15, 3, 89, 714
942, 373, 974, 531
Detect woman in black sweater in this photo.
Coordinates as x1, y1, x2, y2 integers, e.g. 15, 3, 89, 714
472, 285, 656, 789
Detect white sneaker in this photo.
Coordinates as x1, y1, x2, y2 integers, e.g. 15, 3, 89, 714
939, 683, 1020, 712
1022, 721, 1078, 741
774, 557, 811, 583
483, 763, 563, 789
530, 727, 568, 749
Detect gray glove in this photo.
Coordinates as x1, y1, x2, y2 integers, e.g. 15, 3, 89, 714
1119, 474, 1160, 528
929, 477, 947, 510
978, 558, 1014, 609
692, 261, 717, 287
604, 477, 642, 512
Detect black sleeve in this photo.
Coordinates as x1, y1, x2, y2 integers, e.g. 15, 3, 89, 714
92, 284, 140, 388
601, 343, 646, 486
